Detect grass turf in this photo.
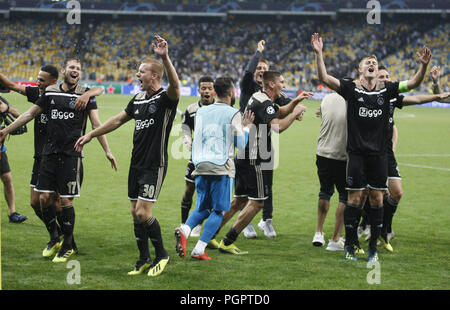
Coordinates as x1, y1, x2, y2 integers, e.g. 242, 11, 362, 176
1, 93, 449, 290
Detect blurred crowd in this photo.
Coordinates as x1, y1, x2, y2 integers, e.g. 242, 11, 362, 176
0, 16, 448, 92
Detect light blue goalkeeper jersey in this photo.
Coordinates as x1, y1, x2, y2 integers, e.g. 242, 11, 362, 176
192, 102, 248, 176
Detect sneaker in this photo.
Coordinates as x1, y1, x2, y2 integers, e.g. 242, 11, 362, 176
243, 223, 257, 238
9, 212, 27, 223
207, 238, 219, 249
263, 219, 276, 238
52, 246, 75, 263
127, 258, 152, 275
218, 240, 248, 255
378, 235, 393, 253
338, 237, 345, 247
354, 244, 365, 255
257, 219, 265, 231
344, 246, 357, 261
175, 228, 187, 258
42, 240, 62, 258
190, 224, 202, 237
387, 231, 395, 242
368, 249, 379, 263
326, 239, 344, 251
148, 256, 170, 277
354, 239, 365, 254
191, 251, 212, 260
312, 232, 325, 247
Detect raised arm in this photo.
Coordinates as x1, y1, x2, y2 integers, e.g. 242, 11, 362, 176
241, 40, 265, 85
406, 46, 431, 91
152, 35, 180, 102
311, 33, 340, 92
0, 73, 26, 95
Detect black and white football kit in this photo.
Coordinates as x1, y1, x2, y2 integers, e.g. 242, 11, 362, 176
234, 91, 278, 200
124, 88, 179, 202
25, 86, 50, 187
34, 84, 96, 198
338, 79, 402, 190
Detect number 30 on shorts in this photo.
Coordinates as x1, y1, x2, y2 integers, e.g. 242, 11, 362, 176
143, 184, 155, 199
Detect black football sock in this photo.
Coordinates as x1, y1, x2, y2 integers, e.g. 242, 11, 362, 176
369, 205, 383, 252
360, 199, 371, 228
144, 216, 168, 259
56, 209, 63, 237
386, 196, 398, 234
32, 203, 45, 224
381, 194, 391, 237
344, 203, 361, 249
134, 220, 150, 261
181, 199, 192, 224
61, 205, 75, 249
223, 227, 239, 246
41, 206, 59, 242
262, 190, 273, 221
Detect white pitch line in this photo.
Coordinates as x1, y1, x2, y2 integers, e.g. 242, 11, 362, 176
396, 154, 450, 157
398, 162, 450, 172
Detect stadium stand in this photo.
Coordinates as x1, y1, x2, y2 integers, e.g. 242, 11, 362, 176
0, 1, 448, 92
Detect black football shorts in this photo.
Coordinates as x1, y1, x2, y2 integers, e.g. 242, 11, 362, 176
35, 154, 83, 198
346, 153, 388, 191
128, 165, 167, 202
316, 155, 347, 203
234, 159, 272, 201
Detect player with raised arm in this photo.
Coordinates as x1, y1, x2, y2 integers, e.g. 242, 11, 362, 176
0, 67, 103, 245
377, 65, 450, 252
311, 32, 431, 262
216, 71, 312, 255
0, 58, 116, 263
239, 40, 292, 239
75, 35, 180, 277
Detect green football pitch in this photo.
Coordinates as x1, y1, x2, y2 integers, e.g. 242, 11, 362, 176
1, 93, 449, 290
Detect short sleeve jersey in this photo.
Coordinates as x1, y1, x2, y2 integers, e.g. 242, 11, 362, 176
241, 91, 279, 165
35, 84, 97, 157
125, 88, 179, 169
338, 79, 401, 155
25, 86, 48, 158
